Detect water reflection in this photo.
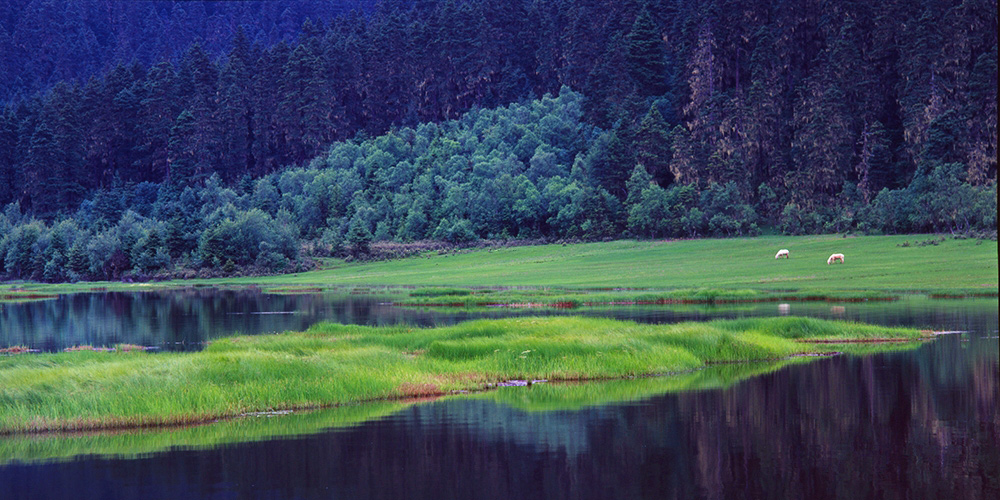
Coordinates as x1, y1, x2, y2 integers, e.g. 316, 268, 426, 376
1, 291, 996, 499
1, 289, 433, 351
2, 288, 996, 351
1, 334, 995, 500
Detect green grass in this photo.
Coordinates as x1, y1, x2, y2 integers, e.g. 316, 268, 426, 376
0, 315, 927, 434
2, 234, 994, 294
394, 287, 902, 308
230, 234, 998, 290
408, 287, 474, 297
0, 359, 802, 465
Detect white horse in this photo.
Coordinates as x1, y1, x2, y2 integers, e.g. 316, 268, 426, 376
775, 249, 790, 259
827, 253, 844, 264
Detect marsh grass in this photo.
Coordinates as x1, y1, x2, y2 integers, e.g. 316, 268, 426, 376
0, 316, 926, 434
926, 288, 1000, 299
409, 287, 474, 297
395, 287, 901, 308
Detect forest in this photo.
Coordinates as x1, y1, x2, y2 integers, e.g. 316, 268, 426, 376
0, 0, 996, 282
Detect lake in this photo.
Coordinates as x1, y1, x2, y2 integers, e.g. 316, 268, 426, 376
1, 290, 997, 499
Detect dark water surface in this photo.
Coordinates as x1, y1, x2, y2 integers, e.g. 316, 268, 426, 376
1, 289, 996, 350
1, 291, 997, 499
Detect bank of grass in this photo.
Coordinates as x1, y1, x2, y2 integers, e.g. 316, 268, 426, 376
0, 316, 927, 434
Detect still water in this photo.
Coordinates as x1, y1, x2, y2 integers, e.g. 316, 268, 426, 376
1, 288, 996, 350
1, 291, 997, 499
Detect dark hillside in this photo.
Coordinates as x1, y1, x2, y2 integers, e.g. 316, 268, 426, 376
0, 0, 375, 103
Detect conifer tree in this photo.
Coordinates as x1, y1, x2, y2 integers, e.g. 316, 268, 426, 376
0, 107, 17, 206
217, 28, 257, 180
855, 120, 891, 203
135, 62, 180, 183
166, 110, 200, 187
633, 105, 673, 186
626, 7, 668, 96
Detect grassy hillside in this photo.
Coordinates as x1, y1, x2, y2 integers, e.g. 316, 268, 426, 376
2, 234, 995, 294
163, 234, 1000, 290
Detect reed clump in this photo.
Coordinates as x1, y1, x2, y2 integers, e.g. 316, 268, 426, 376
0, 290, 59, 303
0, 316, 926, 434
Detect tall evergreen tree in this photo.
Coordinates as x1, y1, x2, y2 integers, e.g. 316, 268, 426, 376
855, 120, 891, 203
24, 83, 86, 217
135, 62, 180, 183
218, 28, 257, 180
279, 23, 335, 164
166, 110, 201, 187
633, 105, 673, 186
965, 44, 997, 185
0, 107, 17, 206
626, 6, 668, 96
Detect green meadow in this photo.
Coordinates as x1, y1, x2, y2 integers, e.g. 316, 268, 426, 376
1, 234, 994, 295
224, 234, 997, 290
0, 316, 927, 434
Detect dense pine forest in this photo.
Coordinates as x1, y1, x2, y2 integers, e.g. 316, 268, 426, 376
0, 0, 995, 282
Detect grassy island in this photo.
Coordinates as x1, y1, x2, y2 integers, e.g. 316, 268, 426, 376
0, 316, 928, 434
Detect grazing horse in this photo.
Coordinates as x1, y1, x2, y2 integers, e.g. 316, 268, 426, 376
827, 253, 844, 264
775, 249, 790, 259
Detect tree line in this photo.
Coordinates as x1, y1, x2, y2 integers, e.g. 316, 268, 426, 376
1, 89, 994, 282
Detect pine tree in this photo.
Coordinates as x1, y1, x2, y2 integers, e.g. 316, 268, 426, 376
744, 25, 787, 197
346, 215, 373, 257
633, 105, 673, 186
24, 85, 86, 218
583, 35, 639, 129
166, 110, 200, 187
0, 107, 17, 206
678, 19, 721, 187
177, 42, 220, 173
218, 28, 257, 180
788, 16, 860, 206
855, 120, 890, 203
965, 45, 997, 185
625, 163, 654, 208
135, 62, 180, 183
600, 125, 637, 198
279, 26, 335, 164
626, 7, 668, 96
